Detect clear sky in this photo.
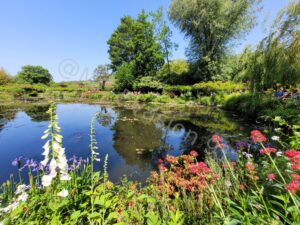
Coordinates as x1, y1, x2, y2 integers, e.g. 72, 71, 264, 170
0, 0, 293, 82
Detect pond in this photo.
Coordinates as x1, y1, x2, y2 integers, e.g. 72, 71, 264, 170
0, 102, 254, 184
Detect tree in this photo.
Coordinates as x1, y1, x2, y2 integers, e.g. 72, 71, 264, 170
0, 68, 12, 85
93, 64, 111, 90
151, 7, 178, 77
114, 62, 135, 91
16, 65, 53, 85
107, 11, 164, 79
248, 1, 300, 91
169, 0, 260, 81
158, 59, 189, 84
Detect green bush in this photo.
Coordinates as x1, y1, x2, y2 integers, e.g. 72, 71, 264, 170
158, 59, 189, 84
193, 81, 245, 95
15, 65, 53, 85
115, 63, 136, 91
0, 68, 12, 85
133, 76, 163, 93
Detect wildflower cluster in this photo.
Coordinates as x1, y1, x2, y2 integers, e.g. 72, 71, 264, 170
151, 151, 218, 196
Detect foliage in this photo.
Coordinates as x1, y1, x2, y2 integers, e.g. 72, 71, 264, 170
151, 7, 178, 78
158, 59, 189, 85
93, 65, 111, 90
15, 65, 53, 85
169, 0, 260, 81
0, 68, 12, 85
107, 11, 164, 79
114, 62, 135, 91
248, 1, 300, 91
133, 76, 163, 93
193, 81, 245, 95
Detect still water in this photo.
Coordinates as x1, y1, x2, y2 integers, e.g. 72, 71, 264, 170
0, 102, 252, 184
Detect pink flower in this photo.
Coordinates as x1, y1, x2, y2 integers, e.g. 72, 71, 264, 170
267, 173, 276, 181
284, 149, 300, 159
189, 162, 211, 174
212, 135, 222, 143
291, 174, 300, 181
260, 148, 276, 155
230, 162, 237, 166
286, 181, 300, 194
158, 159, 164, 164
217, 144, 225, 149
189, 150, 199, 157
250, 130, 267, 143
291, 164, 300, 170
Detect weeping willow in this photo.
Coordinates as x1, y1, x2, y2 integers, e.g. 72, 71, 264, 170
249, 1, 300, 92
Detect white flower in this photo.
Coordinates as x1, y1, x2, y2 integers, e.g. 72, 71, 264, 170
15, 184, 26, 195
41, 156, 49, 166
60, 174, 71, 181
271, 136, 280, 141
276, 151, 283, 157
42, 141, 50, 156
57, 189, 69, 198
274, 128, 281, 132
42, 175, 53, 187
0, 202, 19, 213
52, 142, 61, 151
49, 159, 58, 171
17, 193, 28, 202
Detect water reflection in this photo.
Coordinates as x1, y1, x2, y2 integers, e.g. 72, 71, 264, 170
0, 103, 252, 183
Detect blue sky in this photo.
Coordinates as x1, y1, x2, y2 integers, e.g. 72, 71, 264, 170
0, 0, 293, 82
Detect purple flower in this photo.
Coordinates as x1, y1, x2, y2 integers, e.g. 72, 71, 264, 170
12, 156, 25, 168
235, 141, 249, 150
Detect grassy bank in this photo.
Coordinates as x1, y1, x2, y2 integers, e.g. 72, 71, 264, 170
1, 82, 299, 124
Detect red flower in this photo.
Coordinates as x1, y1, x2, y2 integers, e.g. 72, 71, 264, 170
222, 164, 229, 169
217, 144, 225, 149
212, 135, 222, 143
165, 155, 177, 164
284, 149, 300, 159
117, 208, 122, 215
128, 200, 134, 208
291, 174, 300, 181
260, 148, 276, 155
189, 162, 211, 174
267, 173, 276, 181
158, 159, 164, 164
189, 150, 199, 157
250, 130, 267, 143
291, 164, 300, 170
286, 181, 300, 194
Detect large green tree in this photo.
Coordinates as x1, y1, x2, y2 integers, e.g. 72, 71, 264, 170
248, 1, 300, 91
107, 11, 164, 89
169, 0, 260, 81
16, 65, 53, 85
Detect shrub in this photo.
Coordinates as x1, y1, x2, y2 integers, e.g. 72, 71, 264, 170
193, 81, 245, 95
0, 68, 12, 85
133, 76, 163, 93
15, 65, 53, 85
114, 62, 135, 91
